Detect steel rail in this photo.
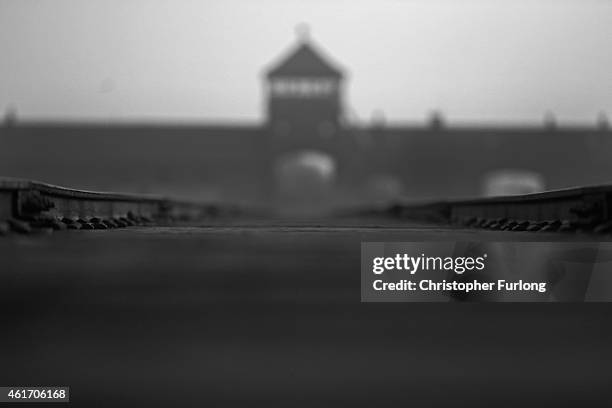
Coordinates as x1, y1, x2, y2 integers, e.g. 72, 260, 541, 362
378, 184, 612, 233
0, 178, 240, 234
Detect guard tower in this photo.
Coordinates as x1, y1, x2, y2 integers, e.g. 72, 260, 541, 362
265, 28, 345, 149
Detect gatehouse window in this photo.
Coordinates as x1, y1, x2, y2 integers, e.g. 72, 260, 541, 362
271, 79, 337, 98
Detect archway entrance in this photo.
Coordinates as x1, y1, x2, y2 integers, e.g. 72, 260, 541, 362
274, 150, 337, 212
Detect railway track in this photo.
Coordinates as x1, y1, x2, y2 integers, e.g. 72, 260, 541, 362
3, 177, 612, 235
2, 179, 612, 404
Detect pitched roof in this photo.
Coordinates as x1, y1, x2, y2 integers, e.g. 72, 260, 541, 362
266, 40, 344, 79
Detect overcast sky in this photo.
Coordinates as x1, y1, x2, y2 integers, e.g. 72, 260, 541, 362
0, 0, 610, 124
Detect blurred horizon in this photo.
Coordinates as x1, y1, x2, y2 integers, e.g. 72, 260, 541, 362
1, 0, 611, 126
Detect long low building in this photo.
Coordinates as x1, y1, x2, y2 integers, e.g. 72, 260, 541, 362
1, 34, 610, 206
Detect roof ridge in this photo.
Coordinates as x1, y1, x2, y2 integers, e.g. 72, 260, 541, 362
266, 39, 344, 79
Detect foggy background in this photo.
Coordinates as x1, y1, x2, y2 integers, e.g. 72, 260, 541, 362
1, 0, 610, 125
1, 0, 611, 207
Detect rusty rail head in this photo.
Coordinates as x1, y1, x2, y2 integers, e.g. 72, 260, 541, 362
0, 177, 244, 234
0, 177, 165, 202
373, 184, 612, 234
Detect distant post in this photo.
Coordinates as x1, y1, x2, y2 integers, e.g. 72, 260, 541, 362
597, 112, 609, 131
543, 111, 557, 131
3, 107, 17, 127
429, 110, 445, 130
